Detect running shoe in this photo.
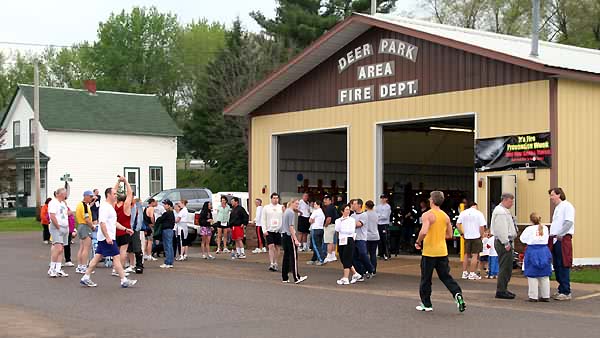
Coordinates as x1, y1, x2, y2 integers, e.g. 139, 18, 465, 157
48, 270, 57, 278
350, 273, 362, 284
159, 264, 173, 269
282, 280, 290, 283
306, 261, 315, 265
238, 254, 247, 259
150, 256, 158, 261
268, 264, 276, 271
554, 293, 572, 301
461, 271, 469, 279
262, 247, 267, 253
295, 276, 308, 284
252, 248, 261, 254
124, 266, 135, 273
64, 261, 75, 267
468, 272, 481, 280
215, 249, 221, 254
336, 278, 350, 285
112, 270, 130, 277
202, 255, 207, 259
208, 255, 215, 260
416, 304, 433, 312
56, 270, 69, 277
80, 278, 97, 287
455, 293, 467, 312
223, 248, 231, 253
121, 279, 138, 288
273, 264, 279, 272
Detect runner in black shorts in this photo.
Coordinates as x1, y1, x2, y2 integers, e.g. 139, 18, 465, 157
297, 193, 311, 251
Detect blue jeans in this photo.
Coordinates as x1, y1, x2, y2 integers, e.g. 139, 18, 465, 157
353, 240, 374, 275
367, 240, 379, 273
552, 241, 571, 295
162, 229, 174, 265
310, 229, 325, 263
488, 256, 499, 276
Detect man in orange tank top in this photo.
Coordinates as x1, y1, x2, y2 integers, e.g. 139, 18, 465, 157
414, 191, 466, 313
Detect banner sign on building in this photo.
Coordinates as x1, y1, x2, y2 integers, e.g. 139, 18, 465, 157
475, 133, 552, 171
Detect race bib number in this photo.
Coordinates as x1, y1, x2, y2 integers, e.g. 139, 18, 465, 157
339, 236, 348, 245
271, 219, 279, 227
221, 222, 227, 227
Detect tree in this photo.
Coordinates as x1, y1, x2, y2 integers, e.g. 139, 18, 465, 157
185, 19, 294, 190
251, 0, 397, 50
91, 7, 183, 117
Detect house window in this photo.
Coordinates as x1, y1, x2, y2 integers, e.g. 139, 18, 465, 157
40, 169, 46, 189
124, 168, 140, 198
149, 167, 163, 195
23, 169, 32, 195
13, 121, 20, 147
29, 119, 34, 146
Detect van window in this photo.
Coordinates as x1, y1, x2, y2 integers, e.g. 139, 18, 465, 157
197, 190, 210, 199
166, 191, 181, 201
180, 190, 196, 200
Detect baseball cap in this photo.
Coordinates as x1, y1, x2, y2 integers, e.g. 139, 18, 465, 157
323, 194, 332, 200
83, 190, 94, 197
380, 194, 389, 199
162, 199, 174, 207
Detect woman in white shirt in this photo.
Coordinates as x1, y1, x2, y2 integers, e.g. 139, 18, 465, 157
334, 204, 361, 285
308, 200, 326, 265
520, 213, 552, 302
175, 200, 190, 261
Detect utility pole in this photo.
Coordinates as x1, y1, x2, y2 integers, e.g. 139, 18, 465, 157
371, 0, 377, 15
33, 62, 41, 217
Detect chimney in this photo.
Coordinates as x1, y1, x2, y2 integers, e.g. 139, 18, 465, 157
530, 0, 540, 57
84, 80, 97, 95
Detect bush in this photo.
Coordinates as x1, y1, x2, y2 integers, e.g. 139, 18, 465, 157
177, 169, 245, 192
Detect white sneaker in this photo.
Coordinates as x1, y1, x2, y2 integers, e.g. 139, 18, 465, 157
351, 273, 361, 284
48, 270, 57, 278
262, 247, 267, 253
468, 272, 481, 280
56, 270, 69, 277
159, 264, 174, 269
298, 247, 305, 252
208, 255, 215, 260
416, 304, 433, 312
121, 279, 138, 288
223, 248, 230, 253
202, 255, 207, 259
238, 254, 247, 259
64, 261, 75, 267
461, 271, 469, 279
150, 256, 158, 261
215, 249, 221, 254
328, 255, 337, 262
124, 266, 135, 273
252, 248, 261, 254
336, 278, 350, 285
295, 276, 308, 284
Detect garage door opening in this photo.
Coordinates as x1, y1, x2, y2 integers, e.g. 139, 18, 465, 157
378, 116, 475, 255
273, 129, 348, 202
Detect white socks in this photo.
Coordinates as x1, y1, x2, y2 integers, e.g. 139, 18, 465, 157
56, 262, 62, 271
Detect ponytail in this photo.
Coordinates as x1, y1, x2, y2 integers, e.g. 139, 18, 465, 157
529, 212, 543, 235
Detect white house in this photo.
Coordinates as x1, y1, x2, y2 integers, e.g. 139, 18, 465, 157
0, 84, 181, 210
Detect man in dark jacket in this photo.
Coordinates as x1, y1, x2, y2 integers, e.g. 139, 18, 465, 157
156, 199, 175, 269
229, 197, 249, 259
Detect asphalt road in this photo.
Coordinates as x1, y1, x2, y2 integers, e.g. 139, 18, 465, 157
1, 232, 599, 338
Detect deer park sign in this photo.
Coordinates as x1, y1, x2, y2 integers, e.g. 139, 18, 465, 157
337, 39, 419, 105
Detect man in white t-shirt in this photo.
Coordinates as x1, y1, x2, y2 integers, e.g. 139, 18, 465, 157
549, 187, 575, 301
261, 193, 284, 271
80, 186, 137, 288
297, 193, 311, 251
48, 188, 70, 278
251, 199, 266, 254
457, 202, 486, 280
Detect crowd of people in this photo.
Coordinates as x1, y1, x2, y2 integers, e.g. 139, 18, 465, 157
42, 178, 576, 311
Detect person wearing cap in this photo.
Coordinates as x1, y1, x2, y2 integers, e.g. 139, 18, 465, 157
75, 191, 96, 274
156, 199, 176, 268
376, 194, 392, 260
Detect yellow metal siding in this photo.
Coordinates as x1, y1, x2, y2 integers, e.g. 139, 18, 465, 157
251, 80, 550, 231
557, 79, 600, 260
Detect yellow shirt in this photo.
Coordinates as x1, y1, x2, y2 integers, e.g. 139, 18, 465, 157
422, 209, 449, 257
75, 202, 92, 225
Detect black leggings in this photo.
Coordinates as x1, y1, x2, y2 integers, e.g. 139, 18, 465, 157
378, 225, 389, 257
338, 237, 355, 269
42, 224, 50, 241
282, 234, 301, 282
419, 256, 462, 307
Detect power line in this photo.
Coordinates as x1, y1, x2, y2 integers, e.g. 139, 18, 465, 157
0, 41, 70, 48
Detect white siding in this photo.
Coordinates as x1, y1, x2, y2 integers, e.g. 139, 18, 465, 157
46, 131, 177, 209
0, 93, 48, 152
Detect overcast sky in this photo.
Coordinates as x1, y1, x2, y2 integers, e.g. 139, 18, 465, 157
0, 0, 422, 56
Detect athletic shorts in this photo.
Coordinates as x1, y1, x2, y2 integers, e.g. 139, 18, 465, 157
96, 240, 120, 257
266, 231, 281, 246
479, 255, 489, 262
297, 216, 310, 234
49, 226, 69, 245
116, 234, 132, 247
127, 231, 143, 253
180, 229, 192, 246
200, 226, 212, 237
464, 238, 483, 255
215, 221, 230, 229
323, 225, 336, 244
77, 224, 93, 239
231, 226, 244, 241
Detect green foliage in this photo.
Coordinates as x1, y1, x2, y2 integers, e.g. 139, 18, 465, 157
552, 268, 600, 284
0, 217, 40, 232
251, 0, 397, 50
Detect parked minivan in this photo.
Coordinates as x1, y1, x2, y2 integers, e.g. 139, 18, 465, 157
145, 188, 212, 213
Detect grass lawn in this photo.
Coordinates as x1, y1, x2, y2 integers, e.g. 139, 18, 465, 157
0, 218, 41, 232
552, 268, 600, 284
